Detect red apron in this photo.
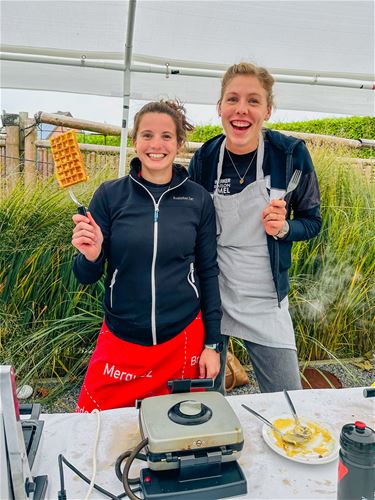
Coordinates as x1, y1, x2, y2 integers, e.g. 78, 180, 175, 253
76, 313, 204, 412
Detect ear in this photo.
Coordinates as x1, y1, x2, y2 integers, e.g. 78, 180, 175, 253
265, 106, 272, 121
217, 102, 222, 117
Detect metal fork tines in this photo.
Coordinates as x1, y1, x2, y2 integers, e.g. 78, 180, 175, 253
281, 169, 302, 199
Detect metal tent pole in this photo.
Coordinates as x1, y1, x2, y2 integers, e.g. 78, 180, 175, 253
119, 0, 137, 178
1, 52, 374, 91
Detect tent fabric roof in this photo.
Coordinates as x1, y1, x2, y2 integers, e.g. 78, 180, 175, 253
1, 0, 374, 115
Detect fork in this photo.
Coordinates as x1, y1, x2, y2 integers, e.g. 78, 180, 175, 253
280, 169, 302, 199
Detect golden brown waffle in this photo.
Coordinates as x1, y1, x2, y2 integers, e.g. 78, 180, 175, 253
50, 130, 88, 188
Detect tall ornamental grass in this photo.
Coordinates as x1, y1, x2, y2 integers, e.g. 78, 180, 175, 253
0, 148, 373, 390
0, 175, 109, 390
289, 146, 374, 360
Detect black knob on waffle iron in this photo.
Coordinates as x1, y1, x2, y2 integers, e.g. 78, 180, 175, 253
168, 399, 213, 425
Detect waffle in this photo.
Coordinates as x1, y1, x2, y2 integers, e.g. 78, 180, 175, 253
50, 130, 88, 188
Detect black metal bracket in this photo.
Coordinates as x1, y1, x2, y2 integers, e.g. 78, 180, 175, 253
167, 378, 214, 393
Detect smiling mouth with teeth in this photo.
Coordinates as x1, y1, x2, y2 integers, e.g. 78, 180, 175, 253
231, 121, 251, 130
148, 153, 166, 159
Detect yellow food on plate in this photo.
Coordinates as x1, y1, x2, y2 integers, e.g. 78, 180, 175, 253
272, 417, 335, 459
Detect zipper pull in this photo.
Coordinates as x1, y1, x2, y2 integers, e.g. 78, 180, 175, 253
154, 207, 159, 222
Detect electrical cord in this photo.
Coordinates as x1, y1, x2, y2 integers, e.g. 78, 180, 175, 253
58, 454, 119, 499
56, 408, 143, 500
58, 454, 140, 499
58, 454, 65, 500
115, 450, 146, 484
122, 438, 149, 500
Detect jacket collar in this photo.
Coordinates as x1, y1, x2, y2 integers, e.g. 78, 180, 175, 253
129, 157, 189, 188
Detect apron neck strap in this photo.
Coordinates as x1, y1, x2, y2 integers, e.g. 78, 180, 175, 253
256, 132, 265, 181
215, 132, 265, 194
215, 139, 227, 194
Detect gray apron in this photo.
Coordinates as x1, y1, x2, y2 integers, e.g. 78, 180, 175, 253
213, 134, 296, 349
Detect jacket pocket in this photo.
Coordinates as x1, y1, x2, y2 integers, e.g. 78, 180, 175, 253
187, 262, 199, 299
109, 268, 118, 308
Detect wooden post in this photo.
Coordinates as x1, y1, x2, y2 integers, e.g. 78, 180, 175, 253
24, 117, 37, 185
19, 111, 28, 146
19, 111, 28, 178
5, 119, 20, 191
0, 136, 5, 180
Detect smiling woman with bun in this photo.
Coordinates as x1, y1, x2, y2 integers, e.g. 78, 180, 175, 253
72, 100, 222, 411
189, 62, 321, 393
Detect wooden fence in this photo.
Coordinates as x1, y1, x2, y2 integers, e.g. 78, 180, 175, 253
1, 111, 374, 197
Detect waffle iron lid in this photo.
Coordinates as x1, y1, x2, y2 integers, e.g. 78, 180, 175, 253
139, 391, 244, 454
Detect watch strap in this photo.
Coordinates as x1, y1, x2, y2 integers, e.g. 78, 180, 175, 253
274, 221, 290, 240
204, 342, 223, 353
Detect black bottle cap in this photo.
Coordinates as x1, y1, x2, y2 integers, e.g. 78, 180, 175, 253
340, 422, 375, 466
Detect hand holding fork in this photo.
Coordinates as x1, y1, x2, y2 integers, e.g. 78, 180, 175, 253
262, 170, 302, 236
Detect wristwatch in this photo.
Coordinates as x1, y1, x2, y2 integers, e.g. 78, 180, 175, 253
274, 221, 290, 240
204, 342, 224, 353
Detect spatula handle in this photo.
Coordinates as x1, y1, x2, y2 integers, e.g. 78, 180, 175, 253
283, 390, 298, 422
77, 205, 87, 216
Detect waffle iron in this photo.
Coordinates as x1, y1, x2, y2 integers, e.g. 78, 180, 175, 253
137, 379, 247, 499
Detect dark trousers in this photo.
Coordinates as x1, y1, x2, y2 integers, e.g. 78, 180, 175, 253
213, 336, 302, 394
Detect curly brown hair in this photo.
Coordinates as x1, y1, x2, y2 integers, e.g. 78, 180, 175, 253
131, 100, 194, 146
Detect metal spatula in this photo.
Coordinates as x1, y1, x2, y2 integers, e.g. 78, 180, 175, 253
283, 390, 312, 440
69, 190, 87, 216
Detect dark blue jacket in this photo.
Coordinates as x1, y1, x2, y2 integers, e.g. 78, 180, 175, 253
73, 158, 222, 345
188, 129, 322, 302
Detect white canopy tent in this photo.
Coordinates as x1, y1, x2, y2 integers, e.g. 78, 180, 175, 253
2, 0, 374, 109
1, 0, 374, 172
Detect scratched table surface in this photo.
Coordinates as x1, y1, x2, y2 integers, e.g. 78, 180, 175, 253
32, 387, 374, 499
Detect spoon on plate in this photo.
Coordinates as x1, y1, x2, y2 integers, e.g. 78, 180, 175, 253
283, 390, 312, 440
241, 404, 307, 445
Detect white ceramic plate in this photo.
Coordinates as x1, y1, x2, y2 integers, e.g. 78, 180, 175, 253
262, 414, 339, 465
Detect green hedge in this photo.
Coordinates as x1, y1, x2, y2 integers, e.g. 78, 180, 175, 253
269, 116, 375, 140
77, 117, 374, 147
187, 125, 223, 143
77, 133, 126, 147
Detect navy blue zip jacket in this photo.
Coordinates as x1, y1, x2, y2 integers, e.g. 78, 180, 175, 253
188, 129, 322, 302
73, 158, 222, 346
